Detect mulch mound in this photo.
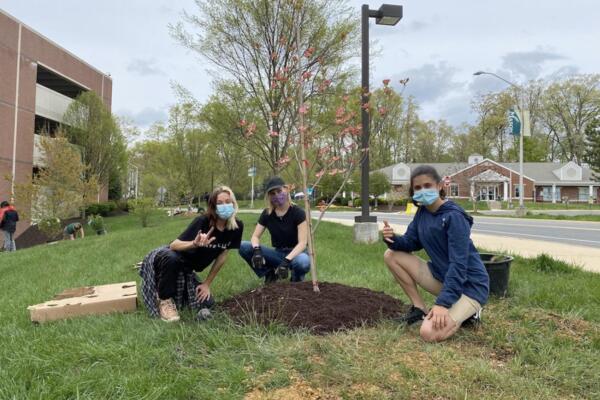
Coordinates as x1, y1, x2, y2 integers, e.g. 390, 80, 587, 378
15, 217, 83, 250
221, 282, 408, 334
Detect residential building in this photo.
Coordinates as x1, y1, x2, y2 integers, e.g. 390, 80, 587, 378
376, 154, 600, 203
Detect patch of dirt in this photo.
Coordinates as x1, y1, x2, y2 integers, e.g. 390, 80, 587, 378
221, 282, 408, 335
535, 311, 593, 341
346, 383, 390, 398
15, 217, 84, 250
245, 378, 340, 400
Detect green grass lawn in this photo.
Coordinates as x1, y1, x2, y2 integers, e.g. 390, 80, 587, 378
1, 212, 599, 399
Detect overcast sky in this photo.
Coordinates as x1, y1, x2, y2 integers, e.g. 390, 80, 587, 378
2, 0, 598, 128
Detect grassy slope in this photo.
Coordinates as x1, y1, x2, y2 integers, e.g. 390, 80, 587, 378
0, 212, 598, 399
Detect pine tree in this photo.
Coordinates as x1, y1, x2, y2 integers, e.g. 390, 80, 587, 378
584, 115, 600, 181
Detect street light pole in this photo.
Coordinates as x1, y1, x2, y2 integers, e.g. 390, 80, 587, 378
356, 4, 376, 224
354, 3, 403, 234
473, 71, 526, 214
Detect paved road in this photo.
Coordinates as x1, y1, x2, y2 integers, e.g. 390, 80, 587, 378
321, 212, 600, 249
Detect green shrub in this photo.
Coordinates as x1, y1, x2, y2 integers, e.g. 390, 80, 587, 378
129, 198, 155, 227
533, 253, 575, 274
38, 217, 62, 239
85, 201, 116, 217
88, 215, 106, 234
396, 198, 409, 207
352, 198, 376, 208
115, 199, 129, 212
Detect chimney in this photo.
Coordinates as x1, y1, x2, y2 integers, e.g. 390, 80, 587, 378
468, 154, 483, 165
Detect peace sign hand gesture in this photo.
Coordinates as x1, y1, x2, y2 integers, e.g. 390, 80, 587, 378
194, 227, 216, 248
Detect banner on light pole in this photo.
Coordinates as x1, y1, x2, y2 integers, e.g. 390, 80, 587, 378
508, 108, 531, 137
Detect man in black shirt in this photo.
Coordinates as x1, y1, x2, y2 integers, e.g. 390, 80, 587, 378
239, 177, 310, 283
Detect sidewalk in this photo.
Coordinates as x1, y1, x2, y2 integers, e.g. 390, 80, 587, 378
320, 217, 600, 274
479, 209, 600, 217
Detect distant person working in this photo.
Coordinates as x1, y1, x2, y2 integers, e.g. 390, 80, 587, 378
64, 222, 84, 240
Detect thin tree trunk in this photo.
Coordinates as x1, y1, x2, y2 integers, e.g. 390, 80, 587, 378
295, 22, 319, 292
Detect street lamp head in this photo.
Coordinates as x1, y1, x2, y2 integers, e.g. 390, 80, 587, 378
473, 71, 487, 76
375, 4, 403, 26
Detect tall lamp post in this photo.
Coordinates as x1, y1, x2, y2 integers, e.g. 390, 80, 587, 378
473, 71, 526, 215
354, 3, 403, 243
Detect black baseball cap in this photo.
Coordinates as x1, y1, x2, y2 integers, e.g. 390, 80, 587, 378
264, 176, 285, 194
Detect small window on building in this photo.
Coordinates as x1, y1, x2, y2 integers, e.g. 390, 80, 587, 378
449, 183, 459, 197
541, 187, 561, 202
515, 186, 520, 198
578, 187, 589, 202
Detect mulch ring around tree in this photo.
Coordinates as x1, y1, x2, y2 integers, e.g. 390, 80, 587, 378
220, 282, 408, 335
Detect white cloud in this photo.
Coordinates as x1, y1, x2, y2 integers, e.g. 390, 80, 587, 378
501, 48, 566, 80
127, 58, 165, 76
392, 62, 463, 104
117, 107, 168, 128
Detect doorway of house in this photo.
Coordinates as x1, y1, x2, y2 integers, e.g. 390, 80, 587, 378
478, 185, 499, 201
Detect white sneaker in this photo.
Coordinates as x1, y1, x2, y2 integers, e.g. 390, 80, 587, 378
159, 298, 180, 322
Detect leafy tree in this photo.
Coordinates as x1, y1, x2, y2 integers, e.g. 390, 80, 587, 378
171, 0, 358, 174
471, 90, 514, 161
413, 119, 454, 162
201, 95, 255, 193
506, 135, 549, 162
541, 75, 600, 163
168, 103, 213, 204
318, 173, 345, 200
584, 115, 600, 181
369, 82, 406, 168
13, 131, 98, 224
369, 171, 391, 197
62, 91, 127, 195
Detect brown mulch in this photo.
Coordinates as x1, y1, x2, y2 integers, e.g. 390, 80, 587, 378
221, 282, 408, 335
14, 217, 83, 250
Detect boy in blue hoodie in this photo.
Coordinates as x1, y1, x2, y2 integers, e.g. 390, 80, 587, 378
383, 165, 489, 342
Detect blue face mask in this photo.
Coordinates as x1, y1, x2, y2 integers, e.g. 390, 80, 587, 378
412, 189, 440, 206
216, 203, 235, 220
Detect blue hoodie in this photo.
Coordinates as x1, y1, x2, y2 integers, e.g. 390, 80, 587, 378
387, 200, 489, 307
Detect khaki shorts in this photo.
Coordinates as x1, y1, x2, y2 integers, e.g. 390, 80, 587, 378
415, 258, 482, 325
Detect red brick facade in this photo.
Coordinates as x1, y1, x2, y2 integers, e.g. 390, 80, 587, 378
1, 10, 112, 237
449, 161, 535, 200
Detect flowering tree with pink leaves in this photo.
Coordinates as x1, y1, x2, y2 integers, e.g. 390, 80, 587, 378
172, 0, 358, 175
173, 0, 404, 291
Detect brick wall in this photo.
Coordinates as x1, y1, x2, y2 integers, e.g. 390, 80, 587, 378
1, 11, 111, 237
450, 161, 534, 199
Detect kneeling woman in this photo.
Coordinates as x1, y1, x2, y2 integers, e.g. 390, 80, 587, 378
239, 177, 310, 283
141, 186, 243, 322
382, 165, 489, 342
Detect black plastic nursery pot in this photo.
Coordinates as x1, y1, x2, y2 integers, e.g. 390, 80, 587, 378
479, 253, 513, 297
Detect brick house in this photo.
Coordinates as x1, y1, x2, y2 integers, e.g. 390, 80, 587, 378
376, 154, 600, 203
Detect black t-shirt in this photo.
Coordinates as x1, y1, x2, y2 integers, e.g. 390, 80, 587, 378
176, 215, 243, 270
258, 205, 306, 249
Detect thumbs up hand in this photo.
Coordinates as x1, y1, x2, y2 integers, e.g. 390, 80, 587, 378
382, 220, 394, 243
